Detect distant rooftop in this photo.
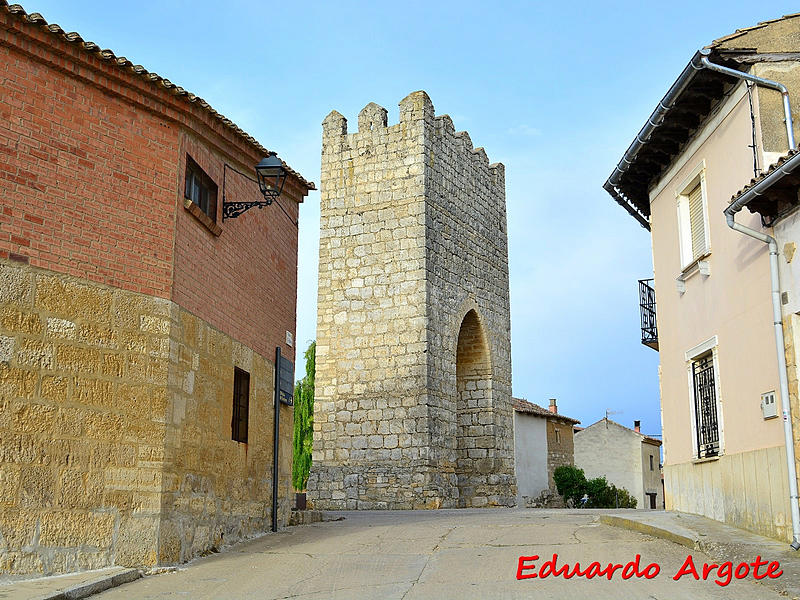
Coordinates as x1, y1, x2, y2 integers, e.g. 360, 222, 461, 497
576, 417, 662, 446
512, 397, 580, 425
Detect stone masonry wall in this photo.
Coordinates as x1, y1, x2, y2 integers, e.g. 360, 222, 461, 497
308, 91, 515, 509
424, 96, 516, 507
310, 97, 431, 509
0, 260, 293, 574
546, 420, 574, 501
158, 303, 293, 564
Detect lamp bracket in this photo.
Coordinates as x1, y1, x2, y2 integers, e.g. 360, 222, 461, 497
221, 162, 283, 221
223, 198, 277, 220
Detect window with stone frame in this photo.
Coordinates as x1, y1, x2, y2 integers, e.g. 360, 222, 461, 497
184, 155, 218, 220
232, 367, 250, 443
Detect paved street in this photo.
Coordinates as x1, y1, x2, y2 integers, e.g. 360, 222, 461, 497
94, 509, 789, 600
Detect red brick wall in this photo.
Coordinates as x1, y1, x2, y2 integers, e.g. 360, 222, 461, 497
0, 30, 178, 297
0, 10, 305, 362
172, 131, 300, 362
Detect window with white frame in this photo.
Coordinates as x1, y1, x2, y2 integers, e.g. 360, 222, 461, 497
686, 336, 722, 460
691, 353, 720, 458
676, 163, 710, 269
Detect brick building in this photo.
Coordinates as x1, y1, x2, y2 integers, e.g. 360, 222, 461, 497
0, 2, 314, 575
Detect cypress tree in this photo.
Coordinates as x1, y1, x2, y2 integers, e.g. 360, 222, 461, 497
292, 341, 315, 491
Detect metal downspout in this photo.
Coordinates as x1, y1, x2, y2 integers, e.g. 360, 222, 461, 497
710, 55, 800, 549
699, 55, 796, 149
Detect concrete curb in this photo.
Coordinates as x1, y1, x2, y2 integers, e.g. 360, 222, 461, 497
289, 509, 323, 526
35, 569, 141, 600
599, 515, 700, 550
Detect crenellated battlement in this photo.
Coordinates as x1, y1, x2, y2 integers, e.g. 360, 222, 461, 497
357, 102, 387, 132
322, 91, 504, 194
321, 90, 434, 137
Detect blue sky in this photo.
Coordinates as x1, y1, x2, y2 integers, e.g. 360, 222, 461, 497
27, 1, 800, 437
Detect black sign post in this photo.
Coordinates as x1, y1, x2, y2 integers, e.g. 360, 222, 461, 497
272, 346, 294, 532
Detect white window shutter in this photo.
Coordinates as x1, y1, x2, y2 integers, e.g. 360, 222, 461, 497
688, 182, 706, 259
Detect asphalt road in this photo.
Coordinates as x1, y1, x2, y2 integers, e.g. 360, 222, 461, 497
95, 509, 788, 599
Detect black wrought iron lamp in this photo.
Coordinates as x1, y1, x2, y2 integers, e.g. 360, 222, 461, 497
222, 152, 287, 220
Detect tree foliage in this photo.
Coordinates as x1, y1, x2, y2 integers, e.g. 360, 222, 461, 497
292, 341, 315, 491
553, 465, 637, 509
553, 465, 587, 505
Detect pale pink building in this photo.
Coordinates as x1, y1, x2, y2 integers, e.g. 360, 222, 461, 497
605, 15, 800, 545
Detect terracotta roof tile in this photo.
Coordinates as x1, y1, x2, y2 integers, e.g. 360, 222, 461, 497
1, 1, 315, 191
730, 148, 800, 201
512, 397, 580, 424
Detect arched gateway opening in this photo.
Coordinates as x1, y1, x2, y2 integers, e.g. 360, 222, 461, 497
455, 309, 493, 507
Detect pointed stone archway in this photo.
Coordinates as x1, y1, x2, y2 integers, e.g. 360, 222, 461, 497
455, 309, 493, 507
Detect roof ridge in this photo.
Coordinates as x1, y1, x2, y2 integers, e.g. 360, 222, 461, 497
511, 397, 580, 424
707, 12, 800, 49
1, 1, 315, 190
578, 417, 662, 445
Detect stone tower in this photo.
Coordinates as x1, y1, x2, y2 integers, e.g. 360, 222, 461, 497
307, 91, 515, 509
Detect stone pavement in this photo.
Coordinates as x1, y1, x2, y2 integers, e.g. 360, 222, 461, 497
4, 509, 799, 600
600, 510, 800, 599
0, 567, 139, 600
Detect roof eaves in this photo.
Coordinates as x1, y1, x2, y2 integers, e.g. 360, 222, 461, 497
727, 148, 800, 223
603, 50, 707, 226
604, 15, 800, 226
511, 398, 580, 424
731, 148, 800, 200
1, 1, 316, 192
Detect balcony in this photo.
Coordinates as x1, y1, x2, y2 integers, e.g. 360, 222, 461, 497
639, 279, 658, 351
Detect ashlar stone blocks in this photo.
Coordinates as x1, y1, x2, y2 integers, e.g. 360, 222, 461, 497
0, 260, 293, 575
308, 91, 516, 510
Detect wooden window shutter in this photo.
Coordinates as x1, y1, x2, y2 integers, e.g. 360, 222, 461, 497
688, 182, 706, 259
232, 368, 250, 443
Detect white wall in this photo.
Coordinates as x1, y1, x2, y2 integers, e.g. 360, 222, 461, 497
641, 441, 663, 508
513, 412, 548, 500
574, 420, 645, 508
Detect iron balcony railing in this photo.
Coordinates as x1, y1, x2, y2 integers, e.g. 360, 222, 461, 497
639, 279, 658, 351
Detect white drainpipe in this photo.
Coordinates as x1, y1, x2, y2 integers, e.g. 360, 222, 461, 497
707, 55, 800, 549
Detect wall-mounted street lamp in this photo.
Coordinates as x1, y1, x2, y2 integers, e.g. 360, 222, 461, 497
222, 152, 287, 221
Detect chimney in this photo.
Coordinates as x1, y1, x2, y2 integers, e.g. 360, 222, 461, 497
634, 420, 641, 433
549, 398, 558, 414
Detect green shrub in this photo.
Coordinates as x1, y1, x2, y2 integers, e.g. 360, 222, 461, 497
610, 484, 638, 509
553, 464, 638, 508
553, 465, 587, 505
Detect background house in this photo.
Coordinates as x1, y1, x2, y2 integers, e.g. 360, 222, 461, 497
0, 3, 314, 575
604, 14, 800, 541
574, 419, 663, 509
513, 398, 579, 507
